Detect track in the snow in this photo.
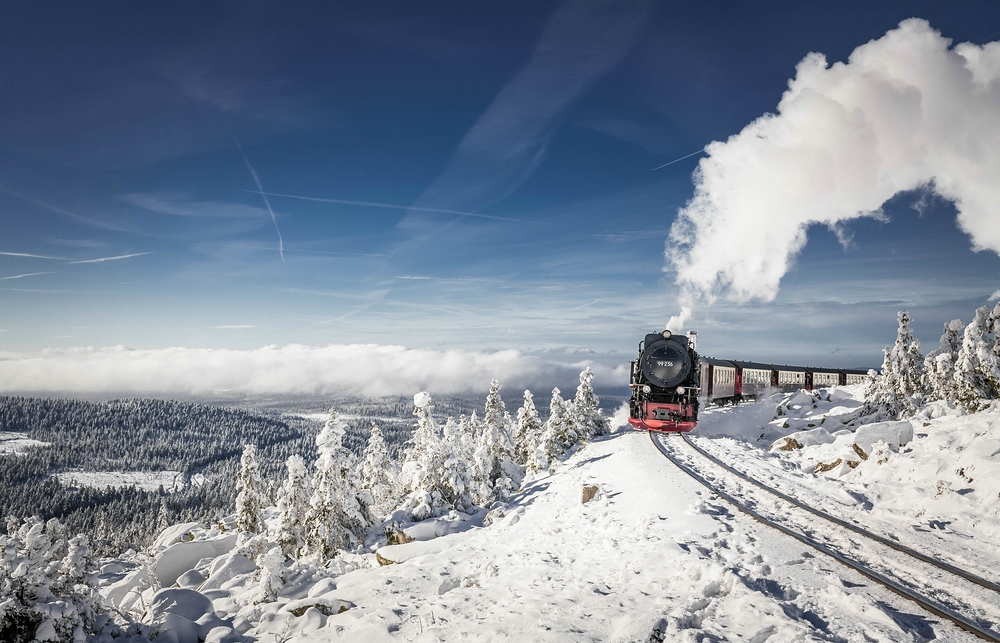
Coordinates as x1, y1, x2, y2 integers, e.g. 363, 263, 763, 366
650, 431, 1000, 643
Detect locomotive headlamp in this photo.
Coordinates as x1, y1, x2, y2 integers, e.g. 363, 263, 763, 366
642, 385, 651, 394
662, 330, 672, 339
676, 387, 685, 394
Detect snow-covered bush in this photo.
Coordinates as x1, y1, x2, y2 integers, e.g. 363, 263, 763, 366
0, 517, 105, 643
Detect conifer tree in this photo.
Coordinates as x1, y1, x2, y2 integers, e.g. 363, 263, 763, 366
954, 305, 1000, 411
572, 367, 609, 439
924, 319, 964, 403
359, 421, 400, 523
472, 380, 521, 505
304, 410, 367, 563
891, 311, 926, 416
276, 455, 312, 559
235, 444, 266, 545
400, 393, 472, 519
514, 390, 542, 469
536, 387, 573, 469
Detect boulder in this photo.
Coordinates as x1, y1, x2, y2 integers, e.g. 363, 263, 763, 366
853, 421, 913, 456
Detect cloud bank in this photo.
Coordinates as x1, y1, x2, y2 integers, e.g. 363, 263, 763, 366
0, 344, 625, 397
667, 19, 1000, 320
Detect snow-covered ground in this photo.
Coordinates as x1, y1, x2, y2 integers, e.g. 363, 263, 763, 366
56, 470, 186, 492
99, 387, 1000, 642
0, 430, 50, 453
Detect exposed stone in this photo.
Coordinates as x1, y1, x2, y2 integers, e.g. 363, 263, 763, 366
375, 552, 395, 566
814, 459, 842, 473
777, 437, 802, 451
581, 485, 599, 503
852, 444, 869, 461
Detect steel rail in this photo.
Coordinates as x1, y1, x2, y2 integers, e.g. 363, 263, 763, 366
680, 433, 1000, 594
650, 432, 1000, 643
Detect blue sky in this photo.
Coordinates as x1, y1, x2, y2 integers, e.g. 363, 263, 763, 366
2, 0, 999, 393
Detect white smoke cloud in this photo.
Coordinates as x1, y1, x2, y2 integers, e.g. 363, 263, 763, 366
0, 344, 625, 396
667, 19, 1000, 307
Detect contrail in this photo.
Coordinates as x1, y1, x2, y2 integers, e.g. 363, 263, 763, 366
239, 190, 537, 224
652, 148, 706, 172
234, 138, 285, 262
2, 271, 57, 280
66, 252, 151, 264
0, 251, 63, 260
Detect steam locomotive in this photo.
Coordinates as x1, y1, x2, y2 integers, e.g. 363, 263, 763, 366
628, 329, 870, 432
628, 330, 700, 432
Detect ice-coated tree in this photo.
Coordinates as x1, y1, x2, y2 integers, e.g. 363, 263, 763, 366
439, 415, 475, 512
359, 421, 400, 523
572, 367, 609, 439
924, 319, 965, 403
514, 390, 542, 468
304, 410, 367, 563
471, 380, 522, 505
400, 393, 473, 519
235, 444, 266, 544
535, 387, 575, 469
254, 545, 287, 604
891, 311, 926, 415
954, 304, 1000, 411
276, 455, 312, 559
0, 517, 105, 643
863, 347, 897, 420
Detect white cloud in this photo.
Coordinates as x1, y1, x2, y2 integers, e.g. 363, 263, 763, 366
0, 344, 626, 396
668, 19, 1000, 307
211, 325, 258, 329
989, 289, 1000, 302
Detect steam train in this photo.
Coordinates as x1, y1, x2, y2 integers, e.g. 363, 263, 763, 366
628, 329, 870, 432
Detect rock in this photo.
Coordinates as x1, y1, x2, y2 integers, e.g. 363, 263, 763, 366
581, 485, 599, 503
852, 444, 869, 461
375, 552, 395, 566
159, 614, 200, 643
282, 597, 353, 616
814, 458, 842, 473
774, 437, 802, 451
854, 421, 913, 454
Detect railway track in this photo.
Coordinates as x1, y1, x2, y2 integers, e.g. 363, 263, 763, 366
650, 431, 1000, 642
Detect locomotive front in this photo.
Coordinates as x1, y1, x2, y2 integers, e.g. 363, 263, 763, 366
628, 329, 700, 432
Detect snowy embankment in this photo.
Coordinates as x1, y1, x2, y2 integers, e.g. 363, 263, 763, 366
98, 387, 1000, 642
0, 430, 50, 453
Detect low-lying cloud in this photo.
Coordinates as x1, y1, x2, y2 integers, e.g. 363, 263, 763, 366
667, 19, 1000, 322
0, 344, 626, 397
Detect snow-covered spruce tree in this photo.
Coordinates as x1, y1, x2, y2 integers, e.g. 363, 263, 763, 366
399, 393, 472, 519
439, 416, 475, 512
471, 380, 523, 505
276, 455, 312, 559
303, 410, 367, 563
535, 387, 576, 469
254, 545, 287, 604
359, 421, 401, 523
954, 304, 1000, 411
572, 367, 609, 439
235, 444, 266, 545
924, 319, 965, 403
514, 390, 542, 469
891, 311, 926, 416
863, 347, 897, 421
0, 517, 105, 643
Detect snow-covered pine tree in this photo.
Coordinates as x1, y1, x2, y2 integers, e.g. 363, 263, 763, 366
400, 393, 473, 519
514, 390, 542, 469
0, 517, 105, 643
954, 305, 1000, 411
924, 319, 965, 403
303, 410, 367, 563
254, 546, 287, 604
890, 311, 926, 416
572, 367, 609, 439
439, 415, 475, 512
535, 387, 576, 469
235, 444, 266, 545
276, 455, 312, 559
471, 380, 523, 505
359, 421, 400, 523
